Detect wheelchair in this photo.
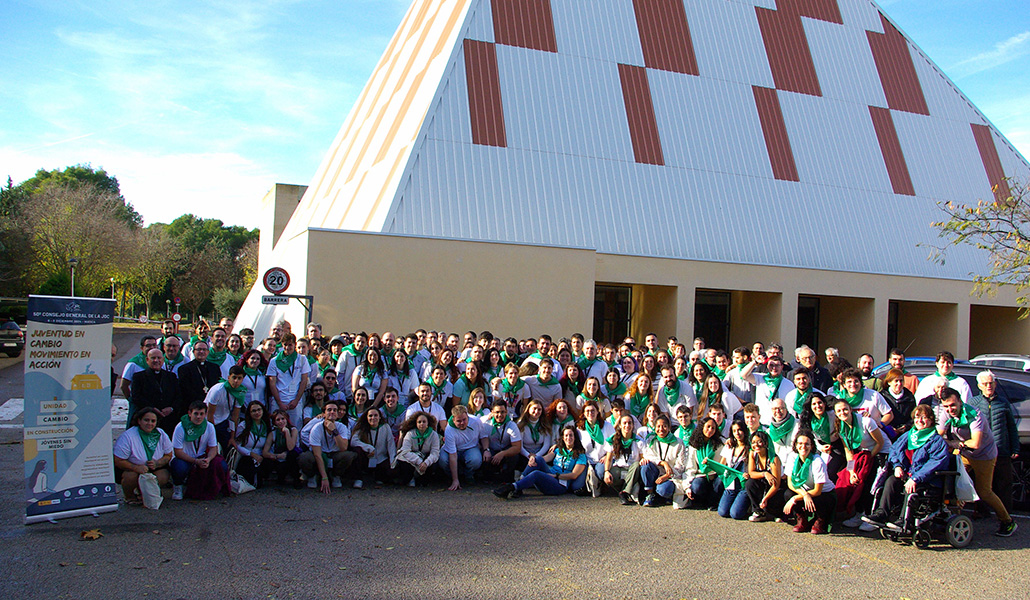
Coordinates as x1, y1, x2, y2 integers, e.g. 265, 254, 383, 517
873, 469, 973, 549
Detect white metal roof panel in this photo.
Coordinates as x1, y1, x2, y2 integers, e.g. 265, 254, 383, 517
551, 0, 645, 66
684, 0, 775, 88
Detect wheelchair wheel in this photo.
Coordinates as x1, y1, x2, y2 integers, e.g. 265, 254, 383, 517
945, 515, 973, 548
913, 529, 932, 549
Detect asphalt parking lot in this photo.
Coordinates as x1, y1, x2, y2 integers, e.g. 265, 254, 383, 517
0, 329, 1026, 600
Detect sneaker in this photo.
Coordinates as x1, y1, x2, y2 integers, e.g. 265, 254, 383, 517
643, 493, 657, 507
408, 478, 416, 488
352, 479, 363, 489
172, 485, 184, 500
842, 514, 864, 528
619, 491, 634, 506
996, 521, 1018, 537
493, 483, 515, 499
793, 517, 811, 533
859, 521, 878, 532
811, 518, 828, 535
332, 476, 343, 489
573, 486, 591, 497
862, 510, 888, 527
750, 512, 773, 523
307, 477, 317, 489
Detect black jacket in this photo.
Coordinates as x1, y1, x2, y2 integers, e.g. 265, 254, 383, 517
131, 369, 181, 434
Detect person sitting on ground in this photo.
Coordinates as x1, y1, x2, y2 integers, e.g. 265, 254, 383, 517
170, 400, 227, 500
397, 412, 441, 487
783, 431, 836, 534
349, 407, 397, 489
578, 400, 614, 497
233, 401, 272, 487
639, 414, 686, 508
683, 417, 724, 509
479, 401, 523, 484
492, 362, 531, 416
113, 407, 174, 505
745, 430, 782, 522
262, 409, 300, 488
440, 405, 486, 491
493, 425, 588, 499
299, 400, 356, 493
604, 414, 645, 505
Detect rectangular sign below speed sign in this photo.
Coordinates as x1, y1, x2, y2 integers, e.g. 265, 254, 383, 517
261, 295, 289, 305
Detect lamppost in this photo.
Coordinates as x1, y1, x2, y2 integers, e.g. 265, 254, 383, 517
67, 257, 80, 297
110, 277, 115, 299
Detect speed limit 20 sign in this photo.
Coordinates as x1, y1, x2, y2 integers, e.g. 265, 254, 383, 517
262, 268, 290, 295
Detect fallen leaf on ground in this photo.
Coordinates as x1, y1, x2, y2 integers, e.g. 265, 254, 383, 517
80, 529, 103, 541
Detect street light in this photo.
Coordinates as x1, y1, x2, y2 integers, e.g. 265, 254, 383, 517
110, 277, 115, 299
67, 257, 80, 297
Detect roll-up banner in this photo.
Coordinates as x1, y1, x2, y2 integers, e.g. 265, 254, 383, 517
24, 295, 118, 524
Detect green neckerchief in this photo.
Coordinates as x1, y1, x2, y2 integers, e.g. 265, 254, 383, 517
526, 421, 542, 442
249, 421, 268, 441
790, 454, 814, 489
491, 416, 511, 438
663, 379, 681, 404
908, 426, 936, 450
500, 350, 519, 364
274, 350, 299, 373
340, 343, 358, 357
329, 386, 340, 396
628, 392, 649, 417
413, 427, 432, 447
677, 373, 689, 381
447, 416, 467, 431
676, 422, 695, 444
692, 381, 703, 399
608, 414, 620, 428
273, 429, 288, 453
607, 434, 639, 451
318, 363, 333, 379
650, 431, 678, 447
528, 352, 545, 361
556, 416, 575, 431
556, 447, 575, 470
331, 351, 341, 364
839, 415, 863, 451
698, 442, 717, 474
428, 378, 448, 400
243, 366, 262, 378
535, 375, 560, 388
164, 353, 184, 369
207, 348, 228, 365
485, 366, 501, 381
839, 387, 864, 408
935, 370, 958, 382
383, 402, 406, 420
306, 354, 318, 365
577, 357, 600, 373
762, 373, 783, 402
500, 377, 526, 396
227, 351, 240, 364
712, 366, 727, 379
947, 404, 978, 430
220, 379, 246, 406
831, 382, 843, 398
138, 428, 161, 461
604, 381, 627, 398
584, 420, 604, 445
564, 378, 582, 397
189, 335, 207, 345
128, 351, 148, 369
810, 413, 832, 444
179, 416, 207, 443
767, 414, 796, 444
348, 403, 361, 419
792, 389, 811, 415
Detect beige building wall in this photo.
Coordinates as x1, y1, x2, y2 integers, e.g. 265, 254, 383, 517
245, 223, 1030, 361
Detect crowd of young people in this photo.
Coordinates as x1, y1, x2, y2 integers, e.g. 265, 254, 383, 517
114, 320, 1019, 538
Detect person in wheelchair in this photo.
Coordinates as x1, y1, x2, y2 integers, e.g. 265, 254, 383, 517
862, 404, 950, 530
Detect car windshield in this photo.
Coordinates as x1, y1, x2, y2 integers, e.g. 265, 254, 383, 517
0, 322, 19, 331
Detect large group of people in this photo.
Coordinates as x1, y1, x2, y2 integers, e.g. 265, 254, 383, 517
114, 319, 1020, 538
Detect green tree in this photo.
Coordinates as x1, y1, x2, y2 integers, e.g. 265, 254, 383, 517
12, 164, 142, 227
125, 225, 182, 318
932, 179, 1030, 315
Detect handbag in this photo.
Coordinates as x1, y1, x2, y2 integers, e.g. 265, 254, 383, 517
225, 447, 256, 495
138, 472, 163, 509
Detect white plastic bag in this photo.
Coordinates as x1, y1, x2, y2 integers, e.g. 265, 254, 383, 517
138, 472, 163, 510
230, 472, 255, 495
955, 463, 980, 503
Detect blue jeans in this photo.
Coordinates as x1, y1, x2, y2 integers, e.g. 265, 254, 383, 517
641, 462, 676, 499
718, 486, 751, 519
514, 464, 586, 495
170, 457, 192, 485
438, 446, 482, 480
690, 475, 724, 507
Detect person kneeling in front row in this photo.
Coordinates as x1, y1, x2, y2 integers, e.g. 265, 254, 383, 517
170, 400, 229, 500
299, 400, 356, 493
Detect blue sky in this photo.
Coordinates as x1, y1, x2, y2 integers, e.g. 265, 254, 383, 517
2, 0, 1028, 228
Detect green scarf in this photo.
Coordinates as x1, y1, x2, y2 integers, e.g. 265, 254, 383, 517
189, 335, 206, 345
908, 426, 936, 450
274, 350, 299, 373
676, 422, 695, 444
762, 374, 783, 402
839, 387, 864, 408
331, 351, 341, 364
273, 429, 288, 453
500, 377, 526, 396
584, 420, 604, 445
164, 353, 184, 370
792, 389, 811, 415
947, 404, 978, 430
227, 351, 240, 364
564, 378, 582, 397
383, 403, 406, 420
604, 381, 627, 399
526, 421, 542, 442
249, 421, 268, 441
207, 348, 227, 365
179, 416, 207, 443
491, 416, 511, 438
839, 415, 863, 451
935, 370, 958, 382
698, 442, 717, 474
628, 392, 649, 417
128, 351, 148, 369
767, 414, 796, 444
306, 354, 318, 365
607, 434, 639, 451
663, 379, 681, 404
340, 343, 358, 357
447, 416, 466, 430
810, 413, 832, 444
577, 357, 600, 373
692, 381, 703, 399
501, 350, 519, 364
413, 427, 432, 447
650, 431, 678, 447
535, 375, 560, 388
318, 363, 333, 379
712, 366, 727, 379
790, 454, 814, 489
243, 366, 262, 378
556, 416, 574, 431
138, 428, 161, 461
221, 379, 247, 406
428, 378, 448, 401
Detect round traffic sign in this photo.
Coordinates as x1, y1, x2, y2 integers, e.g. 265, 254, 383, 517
173, 297, 181, 304
171, 312, 182, 323
263, 267, 290, 295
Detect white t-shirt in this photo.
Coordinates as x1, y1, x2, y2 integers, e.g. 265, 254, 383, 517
266, 356, 309, 400
579, 421, 615, 464
240, 369, 267, 408
204, 382, 244, 425
441, 422, 484, 454
114, 427, 173, 465
786, 452, 835, 493
404, 401, 447, 427
915, 373, 973, 404
309, 419, 352, 453
171, 421, 217, 459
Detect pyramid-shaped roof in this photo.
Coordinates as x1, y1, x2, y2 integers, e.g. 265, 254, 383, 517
274, 0, 1029, 279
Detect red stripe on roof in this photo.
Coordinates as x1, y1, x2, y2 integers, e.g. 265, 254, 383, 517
631, 0, 699, 75
779, 0, 843, 24
753, 86, 799, 182
971, 123, 1012, 201
464, 39, 507, 147
491, 0, 557, 52
869, 106, 915, 196
755, 7, 821, 96
867, 14, 929, 115
618, 64, 665, 166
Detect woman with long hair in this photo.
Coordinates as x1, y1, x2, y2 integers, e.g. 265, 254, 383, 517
783, 431, 836, 534
238, 349, 268, 408
624, 374, 654, 421
351, 348, 386, 406
716, 420, 751, 520
113, 407, 174, 504
451, 360, 488, 409
387, 349, 418, 402
262, 409, 300, 488
233, 401, 272, 487
516, 399, 552, 472
684, 417, 724, 509
832, 399, 888, 527
560, 362, 585, 404
396, 412, 440, 487
640, 414, 686, 507
603, 414, 644, 504
493, 425, 589, 499
547, 398, 579, 440
349, 407, 397, 488
577, 400, 614, 497
576, 376, 610, 417
745, 430, 782, 522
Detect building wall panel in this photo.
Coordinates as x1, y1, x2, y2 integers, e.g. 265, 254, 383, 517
631, 0, 700, 75
683, 0, 775, 88
551, 0, 646, 65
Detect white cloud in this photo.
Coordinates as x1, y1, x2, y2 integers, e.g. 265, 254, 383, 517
953, 31, 1030, 77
